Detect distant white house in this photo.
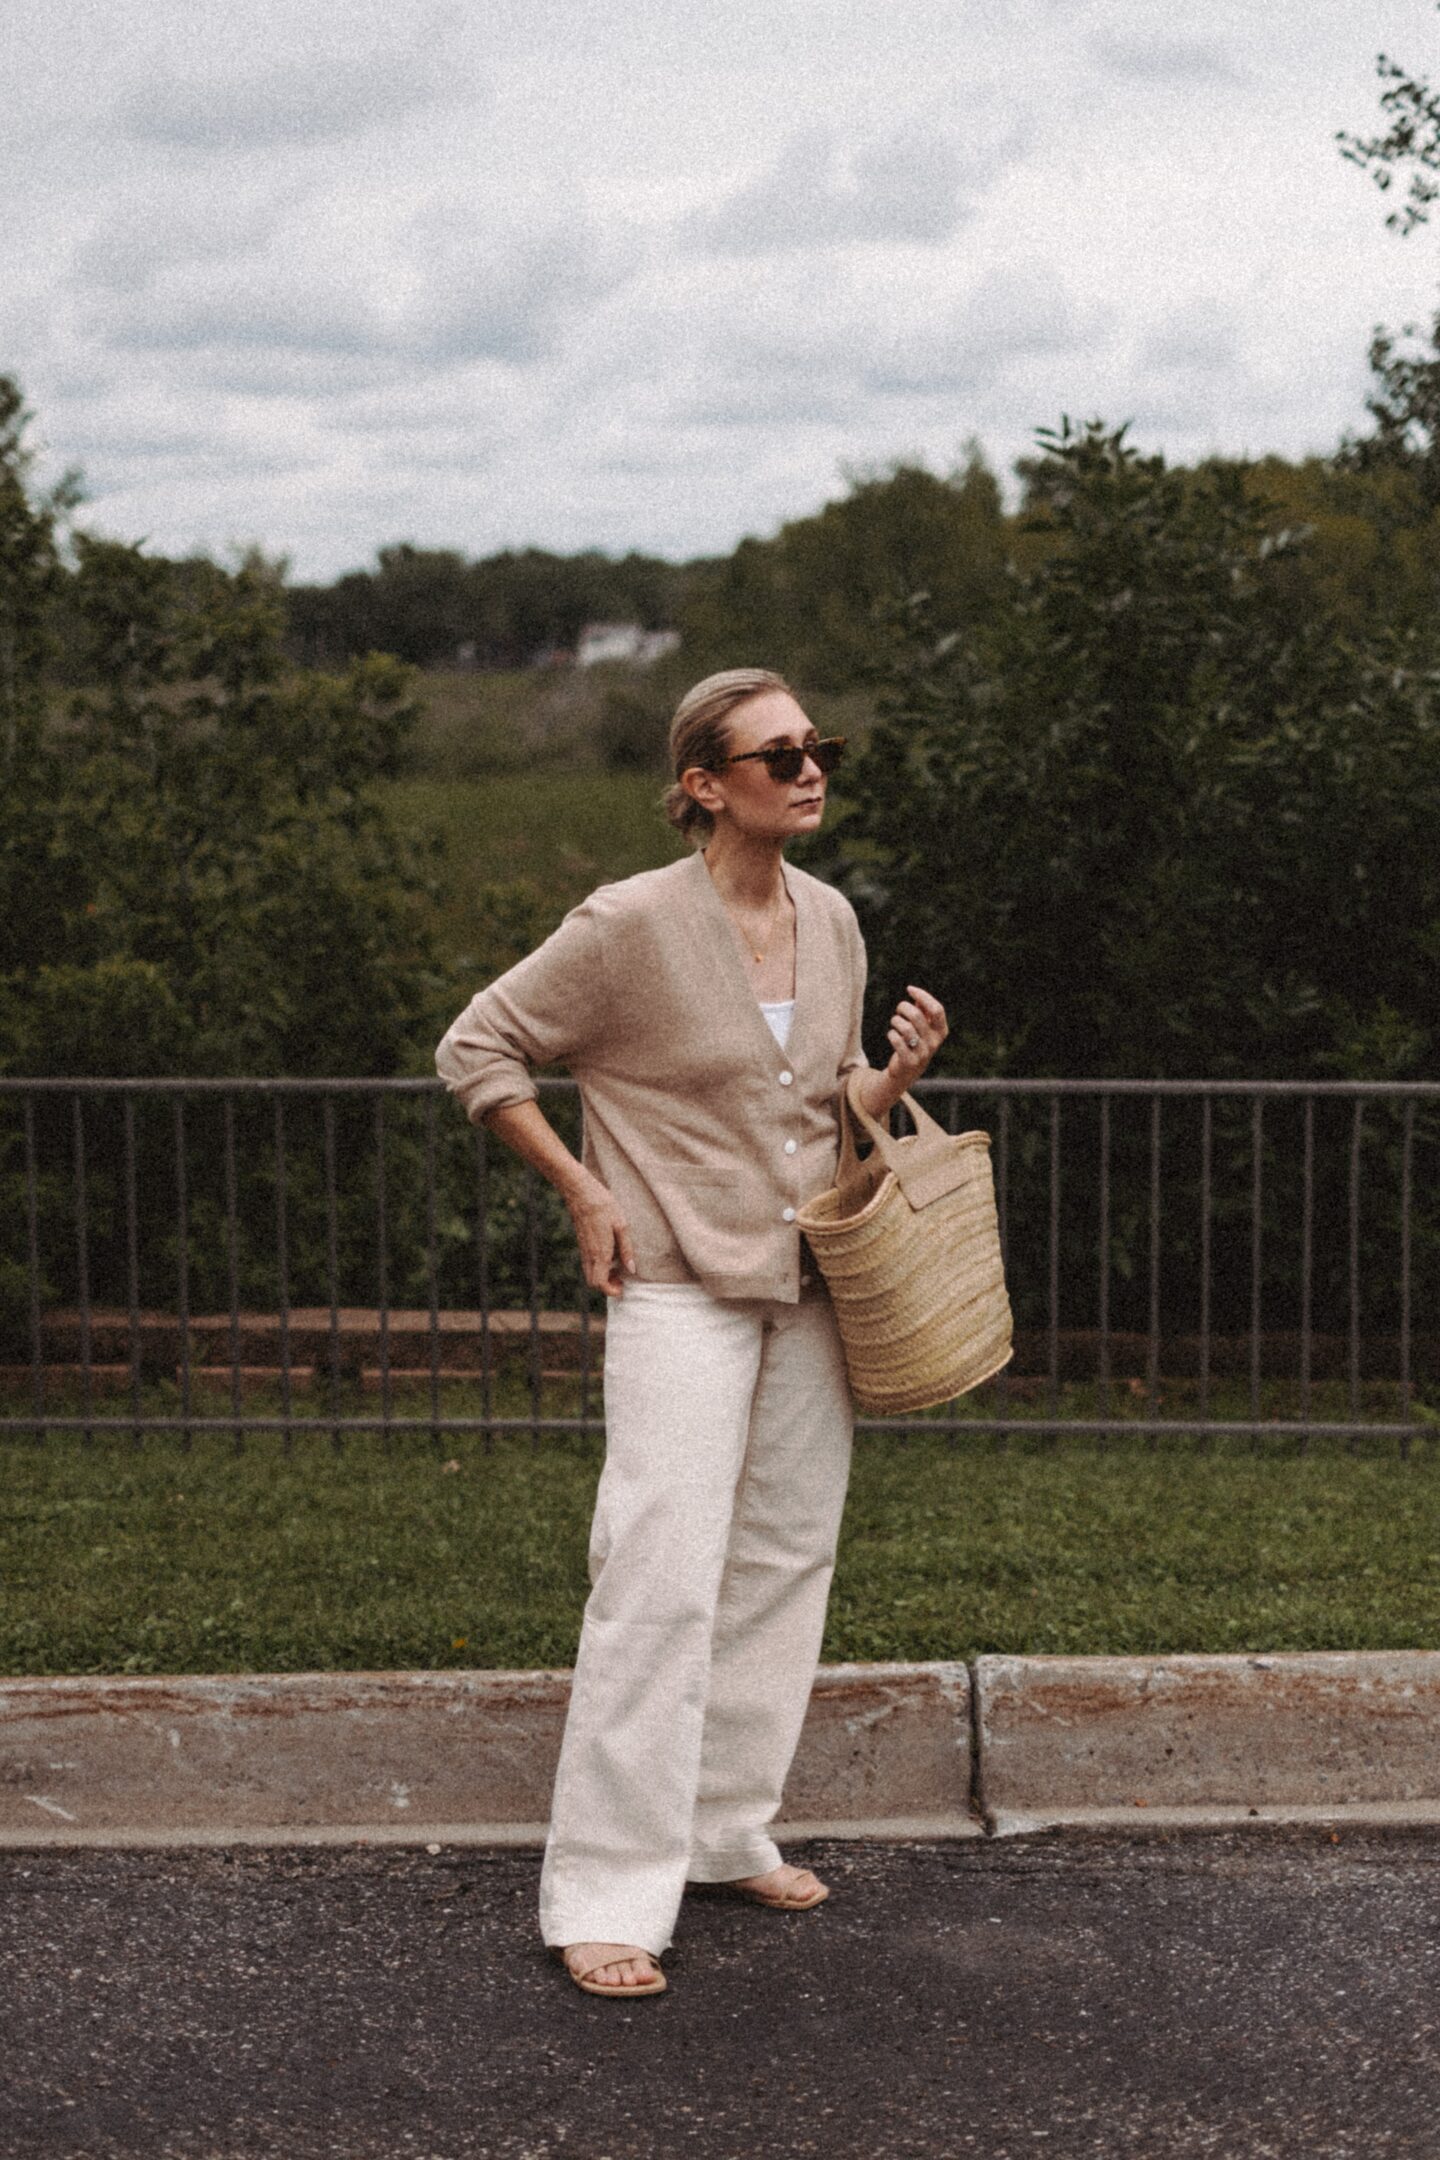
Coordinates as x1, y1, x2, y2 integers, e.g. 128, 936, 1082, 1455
575, 622, 681, 668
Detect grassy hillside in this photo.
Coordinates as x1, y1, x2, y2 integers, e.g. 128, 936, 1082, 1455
394, 770, 686, 979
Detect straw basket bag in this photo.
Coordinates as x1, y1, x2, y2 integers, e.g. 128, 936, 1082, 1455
795, 1070, 1013, 1414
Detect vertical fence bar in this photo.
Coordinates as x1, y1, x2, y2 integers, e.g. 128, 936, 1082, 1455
993, 1096, 1011, 1442
943, 1091, 962, 1449
23, 1096, 44, 1441
123, 1093, 142, 1444
223, 1096, 243, 1453
525, 1166, 543, 1448
273, 1098, 293, 1455
72, 1094, 93, 1449
1097, 1094, 1111, 1434
474, 1123, 494, 1448
578, 1286, 594, 1436
1047, 1095, 1061, 1427
1146, 1095, 1162, 1438
424, 1090, 442, 1450
1348, 1098, 1365, 1436
1299, 1095, 1315, 1451
1249, 1096, 1264, 1434
374, 1094, 392, 1449
1400, 1099, 1415, 1456
323, 1096, 342, 1452
174, 1096, 192, 1452
1198, 1096, 1212, 1439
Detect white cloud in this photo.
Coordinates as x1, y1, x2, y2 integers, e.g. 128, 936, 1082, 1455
1087, 30, 1244, 85
1139, 301, 1242, 377
7, 0, 1440, 576
114, 8, 471, 149
691, 125, 980, 254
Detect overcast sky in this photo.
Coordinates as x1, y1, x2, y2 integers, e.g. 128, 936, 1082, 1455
6, 0, 1440, 580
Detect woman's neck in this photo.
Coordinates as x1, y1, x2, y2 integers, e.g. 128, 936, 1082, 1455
701, 824, 787, 909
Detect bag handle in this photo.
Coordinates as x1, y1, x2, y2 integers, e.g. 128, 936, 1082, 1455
841, 1067, 988, 1209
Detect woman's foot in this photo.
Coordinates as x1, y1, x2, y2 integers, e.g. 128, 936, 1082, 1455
728, 1863, 829, 1910
559, 1943, 666, 1996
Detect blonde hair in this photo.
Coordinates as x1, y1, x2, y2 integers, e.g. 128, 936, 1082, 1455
661, 667, 793, 844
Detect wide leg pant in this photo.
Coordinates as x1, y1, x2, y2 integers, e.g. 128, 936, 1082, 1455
538, 1279, 854, 1955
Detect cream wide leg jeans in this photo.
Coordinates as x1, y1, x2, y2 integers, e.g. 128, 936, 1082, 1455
538, 1278, 855, 1956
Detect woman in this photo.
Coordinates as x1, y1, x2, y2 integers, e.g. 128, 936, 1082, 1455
436, 667, 947, 1998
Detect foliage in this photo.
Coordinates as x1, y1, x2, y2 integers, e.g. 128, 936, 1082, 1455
0, 380, 464, 1337
1336, 311, 1440, 527
1338, 10, 1440, 234
822, 419, 1440, 1086
1, 521, 440, 1080
286, 541, 691, 672
679, 452, 1010, 690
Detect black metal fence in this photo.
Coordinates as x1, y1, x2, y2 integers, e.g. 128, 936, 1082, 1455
3, 1076, 1439, 1447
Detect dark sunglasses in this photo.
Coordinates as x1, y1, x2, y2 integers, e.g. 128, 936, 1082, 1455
710, 736, 847, 783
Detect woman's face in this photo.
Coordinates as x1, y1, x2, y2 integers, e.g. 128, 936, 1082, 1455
695, 690, 830, 842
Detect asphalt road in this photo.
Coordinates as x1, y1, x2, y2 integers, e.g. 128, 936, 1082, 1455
2, 1827, 1438, 2160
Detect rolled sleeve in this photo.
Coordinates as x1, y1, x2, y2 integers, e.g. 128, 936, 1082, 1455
435, 899, 607, 1126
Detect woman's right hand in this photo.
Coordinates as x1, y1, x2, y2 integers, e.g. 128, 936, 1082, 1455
564, 1172, 637, 1297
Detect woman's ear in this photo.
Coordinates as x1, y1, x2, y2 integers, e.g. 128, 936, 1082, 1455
681, 764, 725, 818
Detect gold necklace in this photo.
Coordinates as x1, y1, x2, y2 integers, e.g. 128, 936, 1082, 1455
729, 889, 786, 965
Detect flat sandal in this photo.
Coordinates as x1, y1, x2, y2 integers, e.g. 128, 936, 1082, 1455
552, 1946, 667, 1999
726, 1869, 829, 1912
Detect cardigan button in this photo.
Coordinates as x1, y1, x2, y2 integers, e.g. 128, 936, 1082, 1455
778, 1070, 793, 1085
782, 1206, 797, 1222
784, 1138, 797, 1155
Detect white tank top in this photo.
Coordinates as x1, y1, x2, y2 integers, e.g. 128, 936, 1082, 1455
759, 998, 796, 1051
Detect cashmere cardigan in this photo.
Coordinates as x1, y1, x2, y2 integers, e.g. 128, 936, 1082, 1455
435, 849, 869, 1302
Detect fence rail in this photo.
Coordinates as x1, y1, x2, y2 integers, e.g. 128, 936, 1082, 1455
4, 1075, 1439, 1449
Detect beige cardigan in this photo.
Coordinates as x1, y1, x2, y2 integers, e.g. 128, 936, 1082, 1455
435, 849, 869, 1301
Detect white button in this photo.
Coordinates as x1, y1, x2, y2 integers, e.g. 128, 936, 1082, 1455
800, 1272, 813, 1287
778, 1070, 793, 1086
782, 1206, 796, 1222
784, 1139, 798, 1156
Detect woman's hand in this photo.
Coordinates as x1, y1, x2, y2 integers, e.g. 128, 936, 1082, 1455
884, 984, 948, 1087
855, 984, 949, 1123
564, 1171, 637, 1298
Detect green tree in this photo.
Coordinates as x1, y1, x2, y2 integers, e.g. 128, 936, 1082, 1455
1338, 10, 1440, 234
680, 452, 1009, 690
820, 420, 1440, 1083
0, 378, 82, 982
0, 403, 443, 1080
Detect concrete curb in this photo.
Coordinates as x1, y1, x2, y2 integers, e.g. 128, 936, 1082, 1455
975, 1651, 1440, 1834
3, 1652, 1439, 1847
0, 1661, 977, 1847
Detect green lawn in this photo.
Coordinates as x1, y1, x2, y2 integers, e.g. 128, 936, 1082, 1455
4, 1385, 1439, 1676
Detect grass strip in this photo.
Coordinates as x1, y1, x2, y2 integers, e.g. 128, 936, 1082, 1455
3, 1382, 1440, 1675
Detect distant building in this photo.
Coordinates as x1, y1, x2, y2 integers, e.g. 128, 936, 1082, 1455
575, 622, 681, 668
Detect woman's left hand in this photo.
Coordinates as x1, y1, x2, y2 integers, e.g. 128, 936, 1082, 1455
884, 984, 948, 1085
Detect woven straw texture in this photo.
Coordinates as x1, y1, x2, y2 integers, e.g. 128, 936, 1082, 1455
797, 1078, 1013, 1415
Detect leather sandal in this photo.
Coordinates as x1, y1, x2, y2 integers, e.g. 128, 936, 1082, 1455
553, 1946, 667, 1998
727, 1868, 829, 1911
